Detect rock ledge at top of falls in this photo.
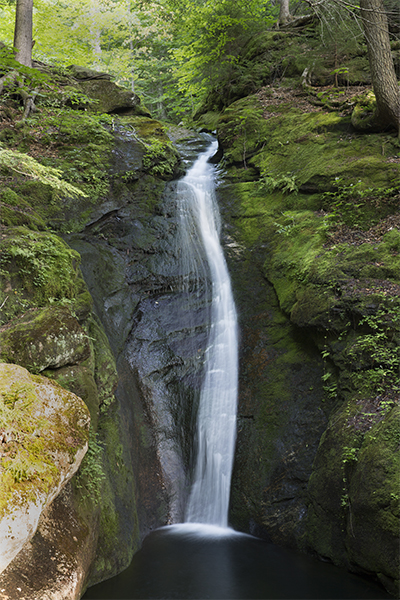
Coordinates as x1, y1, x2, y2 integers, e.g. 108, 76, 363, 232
67, 64, 152, 116
0, 363, 90, 574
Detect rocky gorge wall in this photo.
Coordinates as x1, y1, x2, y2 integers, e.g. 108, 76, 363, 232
212, 85, 400, 597
0, 68, 190, 597
0, 49, 399, 600
0, 66, 220, 596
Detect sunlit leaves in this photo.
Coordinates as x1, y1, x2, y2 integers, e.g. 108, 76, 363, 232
165, 0, 270, 104
0, 145, 88, 197
0, 0, 276, 120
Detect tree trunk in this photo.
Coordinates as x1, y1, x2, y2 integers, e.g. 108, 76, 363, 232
13, 0, 33, 67
157, 83, 167, 120
359, 0, 400, 133
279, 0, 291, 26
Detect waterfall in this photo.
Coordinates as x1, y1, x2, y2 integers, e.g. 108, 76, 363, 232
177, 141, 239, 528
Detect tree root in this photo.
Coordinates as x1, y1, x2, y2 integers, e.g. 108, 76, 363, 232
17, 84, 38, 123
0, 71, 37, 123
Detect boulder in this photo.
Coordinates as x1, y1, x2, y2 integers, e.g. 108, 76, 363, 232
68, 65, 112, 81
0, 483, 97, 600
0, 306, 91, 373
0, 363, 90, 574
306, 399, 400, 596
67, 65, 151, 116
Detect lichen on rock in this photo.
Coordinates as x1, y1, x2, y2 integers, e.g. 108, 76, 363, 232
0, 363, 90, 574
0, 306, 91, 373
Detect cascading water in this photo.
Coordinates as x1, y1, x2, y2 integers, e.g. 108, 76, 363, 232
176, 140, 239, 528
83, 140, 391, 600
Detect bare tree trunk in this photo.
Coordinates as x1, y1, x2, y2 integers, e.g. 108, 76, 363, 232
358, 0, 400, 133
279, 0, 291, 26
157, 82, 167, 120
13, 0, 33, 67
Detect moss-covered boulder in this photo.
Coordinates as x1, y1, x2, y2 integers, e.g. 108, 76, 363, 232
0, 226, 82, 323
0, 363, 90, 574
68, 64, 151, 117
0, 306, 91, 373
307, 398, 400, 596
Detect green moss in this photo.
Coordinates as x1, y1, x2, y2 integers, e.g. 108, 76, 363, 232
307, 398, 399, 582
121, 116, 182, 179
84, 409, 139, 585
350, 91, 377, 130
42, 364, 99, 429
0, 363, 89, 519
218, 96, 265, 165
0, 227, 81, 324
74, 430, 105, 505
0, 188, 46, 230
222, 86, 399, 578
0, 108, 115, 233
0, 306, 91, 374
218, 95, 400, 195
87, 315, 118, 414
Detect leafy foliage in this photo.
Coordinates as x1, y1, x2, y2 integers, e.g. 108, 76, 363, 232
0, 145, 87, 197
165, 0, 275, 110
0, 0, 279, 121
259, 172, 299, 195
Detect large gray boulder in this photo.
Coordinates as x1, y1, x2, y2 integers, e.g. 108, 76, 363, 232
0, 363, 90, 574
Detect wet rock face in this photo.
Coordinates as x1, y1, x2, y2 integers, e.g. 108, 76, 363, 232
218, 200, 327, 548
68, 136, 214, 531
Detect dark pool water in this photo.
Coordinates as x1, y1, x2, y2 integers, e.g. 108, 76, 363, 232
83, 524, 391, 599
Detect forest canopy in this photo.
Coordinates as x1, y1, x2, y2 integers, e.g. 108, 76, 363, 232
0, 0, 399, 124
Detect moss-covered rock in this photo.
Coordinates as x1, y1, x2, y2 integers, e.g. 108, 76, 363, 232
0, 188, 46, 230
117, 116, 184, 180
0, 226, 82, 323
215, 79, 399, 596
217, 93, 400, 193
0, 363, 90, 573
43, 364, 99, 427
306, 398, 399, 596
67, 64, 151, 116
0, 306, 91, 374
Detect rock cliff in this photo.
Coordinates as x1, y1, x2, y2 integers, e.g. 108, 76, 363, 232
211, 78, 399, 597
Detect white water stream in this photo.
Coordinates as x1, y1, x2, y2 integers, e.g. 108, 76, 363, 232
177, 141, 238, 528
